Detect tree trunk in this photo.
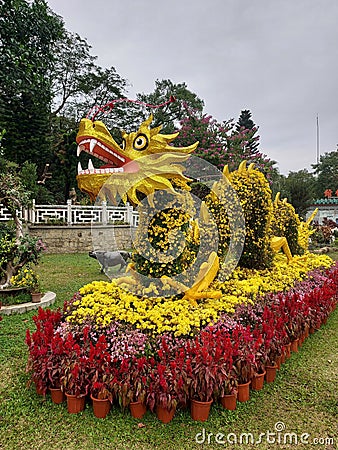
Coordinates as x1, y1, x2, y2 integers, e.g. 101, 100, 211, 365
0, 261, 16, 289
13, 211, 24, 242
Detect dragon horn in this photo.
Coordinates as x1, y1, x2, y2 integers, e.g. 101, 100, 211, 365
223, 165, 230, 178
238, 160, 247, 173
274, 192, 281, 204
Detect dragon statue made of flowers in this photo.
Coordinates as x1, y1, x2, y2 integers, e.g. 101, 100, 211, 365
75, 111, 317, 305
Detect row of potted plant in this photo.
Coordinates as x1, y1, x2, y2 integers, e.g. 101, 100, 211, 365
25, 271, 337, 421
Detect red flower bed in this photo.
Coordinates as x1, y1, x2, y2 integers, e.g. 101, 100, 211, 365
25, 264, 338, 418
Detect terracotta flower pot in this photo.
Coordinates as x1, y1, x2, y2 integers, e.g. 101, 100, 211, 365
237, 381, 251, 402
130, 401, 146, 419
156, 405, 175, 423
265, 365, 277, 383
91, 395, 111, 419
285, 343, 291, 358
65, 393, 86, 414
276, 355, 282, 369
31, 292, 42, 303
281, 352, 286, 364
50, 387, 65, 404
190, 399, 213, 422
309, 327, 315, 334
291, 338, 299, 353
251, 371, 266, 391
220, 394, 237, 410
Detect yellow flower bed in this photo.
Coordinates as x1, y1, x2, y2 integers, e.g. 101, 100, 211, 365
65, 252, 333, 336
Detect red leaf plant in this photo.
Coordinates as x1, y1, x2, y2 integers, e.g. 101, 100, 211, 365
231, 324, 257, 385
25, 308, 63, 395
59, 326, 92, 397
89, 335, 115, 401
115, 356, 151, 409
147, 337, 189, 412
183, 329, 232, 402
252, 304, 286, 369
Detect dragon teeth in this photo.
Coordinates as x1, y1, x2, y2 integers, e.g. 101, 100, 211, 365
89, 139, 97, 153
77, 167, 124, 175
88, 159, 95, 171
77, 145, 82, 157
77, 162, 83, 174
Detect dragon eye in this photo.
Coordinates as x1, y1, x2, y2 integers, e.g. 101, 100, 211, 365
121, 139, 126, 150
133, 134, 148, 151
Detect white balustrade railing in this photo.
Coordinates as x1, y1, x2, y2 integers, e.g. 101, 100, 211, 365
0, 200, 139, 227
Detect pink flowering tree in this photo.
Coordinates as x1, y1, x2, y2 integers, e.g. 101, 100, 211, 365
174, 109, 276, 180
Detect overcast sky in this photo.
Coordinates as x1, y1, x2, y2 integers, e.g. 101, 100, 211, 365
46, 0, 338, 175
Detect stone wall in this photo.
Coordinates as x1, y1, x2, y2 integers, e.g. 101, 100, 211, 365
28, 225, 135, 253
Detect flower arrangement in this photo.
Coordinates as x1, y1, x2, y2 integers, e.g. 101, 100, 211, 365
24, 262, 338, 416
11, 267, 41, 293
64, 253, 333, 337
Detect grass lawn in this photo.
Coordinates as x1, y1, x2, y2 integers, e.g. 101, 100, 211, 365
0, 253, 337, 450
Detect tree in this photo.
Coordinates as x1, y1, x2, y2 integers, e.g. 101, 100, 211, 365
0, 0, 64, 167
174, 110, 276, 179
0, 155, 45, 288
235, 109, 260, 156
0, 158, 31, 240
312, 149, 338, 198
277, 170, 316, 219
135, 79, 204, 133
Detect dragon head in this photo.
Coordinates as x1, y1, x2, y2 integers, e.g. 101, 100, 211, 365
76, 114, 198, 203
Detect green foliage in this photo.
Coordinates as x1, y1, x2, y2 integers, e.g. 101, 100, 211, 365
0, 0, 64, 167
0, 158, 33, 215
0, 291, 31, 306
135, 79, 204, 133
277, 169, 316, 219
312, 148, 338, 198
0, 224, 45, 287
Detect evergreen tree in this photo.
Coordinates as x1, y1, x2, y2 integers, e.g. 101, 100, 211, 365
235, 109, 260, 156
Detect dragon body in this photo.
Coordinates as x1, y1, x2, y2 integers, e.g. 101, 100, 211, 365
76, 114, 316, 300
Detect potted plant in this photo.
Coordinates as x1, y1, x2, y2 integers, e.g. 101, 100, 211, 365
147, 352, 188, 424
12, 267, 43, 302
231, 324, 256, 402
25, 308, 63, 397
89, 335, 114, 418
115, 356, 149, 419
90, 381, 112, 419
60, 331, 91, 413
186, 329, 230, 421
219, 373, 238, 410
